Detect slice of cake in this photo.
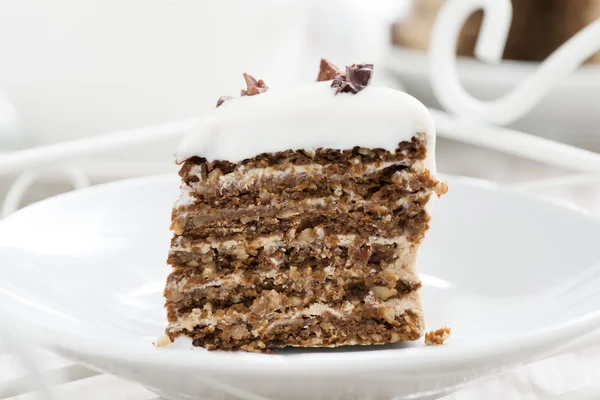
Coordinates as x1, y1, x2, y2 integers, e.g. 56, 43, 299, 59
160, 59, 447, 352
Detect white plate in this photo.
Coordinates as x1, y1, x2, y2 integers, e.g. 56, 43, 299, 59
386, 47, 600, 149
1, 175, 600, 400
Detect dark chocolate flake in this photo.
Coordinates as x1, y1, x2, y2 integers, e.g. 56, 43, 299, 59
216, 96, 233, 107
317, 58, 341, 81
331, 63, 374, 95
241, 73, 268, 96
347, 63, 373, 88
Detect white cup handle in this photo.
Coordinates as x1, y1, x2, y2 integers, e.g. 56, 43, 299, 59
428, 0, 600, 126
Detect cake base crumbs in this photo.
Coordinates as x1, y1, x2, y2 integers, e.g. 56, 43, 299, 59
424, 327, 451, 345
154, 334, 172, 348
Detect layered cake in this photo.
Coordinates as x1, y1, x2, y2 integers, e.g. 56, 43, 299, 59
392, 0, 600, 63
160, 59, 447, 352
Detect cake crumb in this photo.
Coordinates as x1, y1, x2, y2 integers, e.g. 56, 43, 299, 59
424, 327, 451, 345
154, 334, 173, 348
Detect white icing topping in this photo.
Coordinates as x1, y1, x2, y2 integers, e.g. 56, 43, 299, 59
176, 82, 436, 171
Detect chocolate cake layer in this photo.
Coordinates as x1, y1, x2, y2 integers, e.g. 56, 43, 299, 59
168, 236, 419, 287
170, 234, 418, 276
170, 310, 422, 352
166, 290, 424, 352
182, 161, 426, 194
174, 175, 437, 214
178, 162, 440, 209
173, 206, 430, 242
170, 310, 423, 352
174, 191, 430, 226
169, 237, 410, 271
178, 135, 428, 185
165, 267, 421, 313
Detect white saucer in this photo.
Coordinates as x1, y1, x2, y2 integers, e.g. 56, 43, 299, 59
1, 175, 600, 400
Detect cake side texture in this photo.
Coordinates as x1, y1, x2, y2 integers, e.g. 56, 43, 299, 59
160, 60, 447, 352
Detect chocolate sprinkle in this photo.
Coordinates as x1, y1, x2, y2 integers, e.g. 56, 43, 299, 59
241, 73, 268, 96
317, 58, 341, 82
331, 64, 374, 94
216, 96, 233, 107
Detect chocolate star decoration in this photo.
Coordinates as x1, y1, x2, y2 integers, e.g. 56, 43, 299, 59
317, 58, 341, 82
331, 64, 374, 95
241, 73, 268, 96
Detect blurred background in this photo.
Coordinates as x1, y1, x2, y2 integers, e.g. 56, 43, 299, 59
0, 1, 600, 398
0, 0, 401, 148
0, 0, 599, 212
0, 0, 401, 204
